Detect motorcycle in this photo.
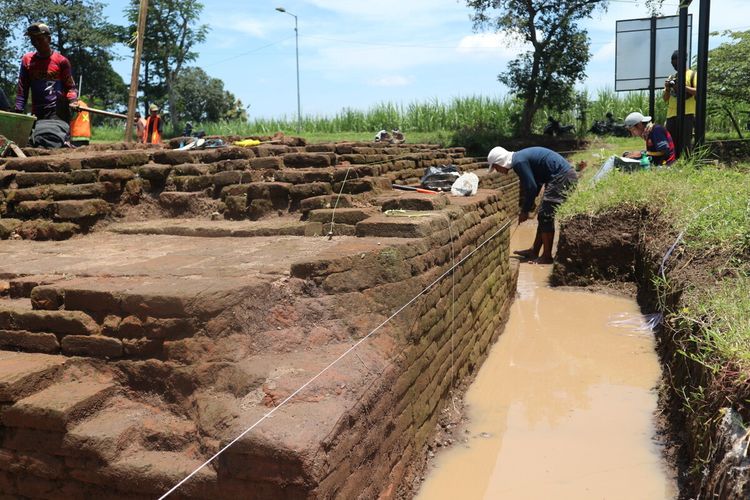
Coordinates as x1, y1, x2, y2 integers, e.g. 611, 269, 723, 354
543, 116, 575, 136
589, 112, 631, 137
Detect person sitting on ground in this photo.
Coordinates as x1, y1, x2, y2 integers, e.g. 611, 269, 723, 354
622, 112, 676, 166
488, 146, 578, 264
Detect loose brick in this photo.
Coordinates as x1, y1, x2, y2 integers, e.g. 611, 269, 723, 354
283, 153, 333, 169
299, 194, 352, 213
54, 199, 110, 220
289, 182, 333, 201
80, 151, 149, 169
98, 169, 135, 183
249, 156, 283, 170
61, 335, 123, 359
152, 150, 194, 165
30, 286, 64, 309
14, 172, 71, 187
16, 220, 78, 240
9, 309, 99, 336
308, 208, 372, 225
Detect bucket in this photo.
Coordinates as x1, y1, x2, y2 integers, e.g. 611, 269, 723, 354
0, 110, 37, 147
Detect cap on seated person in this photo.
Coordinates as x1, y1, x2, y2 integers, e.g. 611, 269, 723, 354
624, 112, 651, 128
487, 146, 513, 171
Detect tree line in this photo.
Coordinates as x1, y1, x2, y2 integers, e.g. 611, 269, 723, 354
0, 0, 246, 130
2, 0, 745, 138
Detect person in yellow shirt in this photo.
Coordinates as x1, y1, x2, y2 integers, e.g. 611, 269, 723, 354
663, 50, 697, 154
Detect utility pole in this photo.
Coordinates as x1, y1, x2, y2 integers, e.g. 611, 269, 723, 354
276, 7, 302, 135
676, 0, 692, 157
695, 0, 711, 146
125, 0, 149, 143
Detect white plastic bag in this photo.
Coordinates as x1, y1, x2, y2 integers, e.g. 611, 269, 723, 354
450, 172, 479, 196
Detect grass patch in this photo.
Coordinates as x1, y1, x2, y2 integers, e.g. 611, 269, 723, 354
682, 274, 750, 371
559, 158, 750, 254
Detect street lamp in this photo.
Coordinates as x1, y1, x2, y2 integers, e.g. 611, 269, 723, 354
276, 6, 301, 135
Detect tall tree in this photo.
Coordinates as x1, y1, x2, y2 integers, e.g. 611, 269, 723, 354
172, 67, 246, 123
126, 0, 208, 130
467, 0, 608, 136
1, 0, 127, 109
706, 30, 750, 139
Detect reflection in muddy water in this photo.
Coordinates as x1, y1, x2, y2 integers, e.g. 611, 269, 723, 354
416, 223, 676, 500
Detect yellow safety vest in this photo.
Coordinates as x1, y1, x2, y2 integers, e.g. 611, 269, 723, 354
667, 69, 697, 118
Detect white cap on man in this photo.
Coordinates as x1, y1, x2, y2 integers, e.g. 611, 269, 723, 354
487, 146, 513, 172
624, 112, 652, 128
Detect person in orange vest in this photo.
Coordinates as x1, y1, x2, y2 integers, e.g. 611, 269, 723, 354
143, 103, 162, 144
70, 99, 91, 146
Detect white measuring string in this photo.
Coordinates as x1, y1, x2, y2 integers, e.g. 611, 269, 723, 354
159, 216, 514, 499
328, 165, 352, 236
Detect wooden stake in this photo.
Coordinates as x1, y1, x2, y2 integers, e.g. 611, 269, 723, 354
124, 0, 149, 143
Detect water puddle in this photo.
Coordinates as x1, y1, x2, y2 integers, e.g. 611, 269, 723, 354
416, 224, 676, 499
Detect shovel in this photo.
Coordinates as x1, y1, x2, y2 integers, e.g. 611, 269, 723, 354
72, 104, 128, 120
392, 184, 440, 195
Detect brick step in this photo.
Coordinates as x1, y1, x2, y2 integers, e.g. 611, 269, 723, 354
64, 396, 199, 462
0, 301, 119, 356
12, 198, 112, 221
4, 182, 121, 204
101, 450, 215, 496
2, 376, 117, 432
0, 218, 81, 241
3, 169, 134, 188
108, 218, 323, 239
7, 275, 63, 299
0, 351, 68, 404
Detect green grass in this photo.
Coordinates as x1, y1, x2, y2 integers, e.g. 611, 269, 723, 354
561, 144, 750, 389
685, 275, 750, 370
91, 89, 746, 144
559, 156, 750, 254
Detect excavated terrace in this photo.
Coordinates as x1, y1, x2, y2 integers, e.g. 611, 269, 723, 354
0, 137, 520, 498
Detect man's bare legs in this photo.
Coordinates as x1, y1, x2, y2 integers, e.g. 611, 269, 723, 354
513, 230, 542, 259
514, 230, 554, 264
534, 231, 554, 264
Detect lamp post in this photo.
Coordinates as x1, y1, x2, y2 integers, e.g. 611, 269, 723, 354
276, 6, 301, 135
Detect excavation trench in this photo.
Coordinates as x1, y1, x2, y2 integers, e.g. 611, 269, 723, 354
417, 223, 677, 499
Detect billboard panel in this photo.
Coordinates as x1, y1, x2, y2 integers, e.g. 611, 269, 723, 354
615, 15, 692, 92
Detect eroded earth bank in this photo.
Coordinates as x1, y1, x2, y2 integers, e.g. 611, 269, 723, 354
552, 208, 750, 499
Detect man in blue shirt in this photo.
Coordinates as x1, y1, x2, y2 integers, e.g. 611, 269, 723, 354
488, 146, 578, 264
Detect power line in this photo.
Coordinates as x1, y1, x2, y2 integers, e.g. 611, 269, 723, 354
203, 36, 295, 68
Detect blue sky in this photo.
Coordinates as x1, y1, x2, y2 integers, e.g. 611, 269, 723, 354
97, 0, 742, 120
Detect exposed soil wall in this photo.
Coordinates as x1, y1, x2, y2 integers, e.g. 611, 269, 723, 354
552, 209, 750, 499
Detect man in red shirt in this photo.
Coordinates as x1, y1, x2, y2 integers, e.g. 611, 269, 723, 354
14, 22, 78, 147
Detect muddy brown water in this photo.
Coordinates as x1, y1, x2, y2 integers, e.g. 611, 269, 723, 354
416, 223, 676, 499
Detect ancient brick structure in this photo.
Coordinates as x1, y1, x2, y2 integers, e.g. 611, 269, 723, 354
0, 138, 519, 498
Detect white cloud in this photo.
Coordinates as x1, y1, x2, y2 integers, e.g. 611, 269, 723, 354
303, 0, 467, 27
457, 32, 526, 59
591, 37, 615, 62
223, 19, 266, 37
369, 75, 414, 87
